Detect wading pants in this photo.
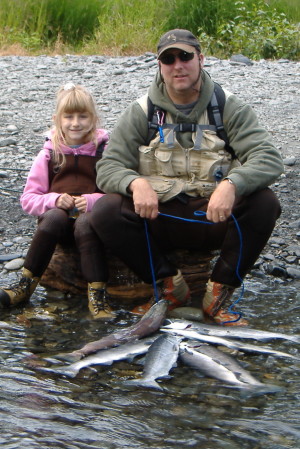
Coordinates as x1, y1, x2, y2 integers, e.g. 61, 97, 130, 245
90, 188, 281, 288
24, 208, 108, 283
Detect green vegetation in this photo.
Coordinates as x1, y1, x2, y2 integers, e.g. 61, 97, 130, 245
0, 0, 101, 52
0, 0, 299, 59
90, 0, 170, 55
199, 0, 300, 60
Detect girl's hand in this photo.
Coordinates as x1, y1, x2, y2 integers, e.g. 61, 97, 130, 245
56, 193, 75, 210
74, 196, 87, 213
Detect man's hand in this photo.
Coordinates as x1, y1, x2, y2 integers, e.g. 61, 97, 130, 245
129, 178, 159, 219
55, 193, 75, 210
206, 180, 236, 223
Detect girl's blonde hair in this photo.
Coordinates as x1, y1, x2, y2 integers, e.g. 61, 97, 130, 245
51, 83, 99, 167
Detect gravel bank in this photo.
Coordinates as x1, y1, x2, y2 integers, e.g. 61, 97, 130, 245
0, 54, 299, 284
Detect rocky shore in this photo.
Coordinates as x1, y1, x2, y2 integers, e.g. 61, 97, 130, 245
0, 54, 299, 286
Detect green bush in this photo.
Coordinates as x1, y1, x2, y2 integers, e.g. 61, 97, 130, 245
166, 0, 300, 60
208, 0, 300, 59
166, 0, 241, 36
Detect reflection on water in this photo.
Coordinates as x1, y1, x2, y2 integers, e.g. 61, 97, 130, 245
0, 278, 299, 448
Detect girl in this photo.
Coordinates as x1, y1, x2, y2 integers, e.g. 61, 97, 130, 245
0, 83, 114, 319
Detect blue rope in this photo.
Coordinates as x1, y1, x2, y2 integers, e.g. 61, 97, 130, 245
144, 219, 160, 302
144, 210, 245, 324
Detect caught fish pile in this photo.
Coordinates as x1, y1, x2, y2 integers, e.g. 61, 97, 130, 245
33, 301, 299, 394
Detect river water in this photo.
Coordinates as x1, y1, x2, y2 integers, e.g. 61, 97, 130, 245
0, 278, 299, 449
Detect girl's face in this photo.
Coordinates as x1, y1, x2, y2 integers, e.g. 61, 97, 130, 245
60, 111, 93, 145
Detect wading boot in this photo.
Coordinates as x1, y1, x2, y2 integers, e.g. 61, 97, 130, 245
131, 270, 191, 315
0, 268, 40, 308
88, 282, 115, 319
203, 279, 248, 326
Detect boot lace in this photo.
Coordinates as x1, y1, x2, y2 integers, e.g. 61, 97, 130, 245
210, 285, 234, 317
9, 277, 34, 297
89, 287, 111, 314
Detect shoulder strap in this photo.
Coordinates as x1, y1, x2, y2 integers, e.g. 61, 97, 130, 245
146, 96, 164, 144
96, 141, 105, 157
207, 82, 236, 157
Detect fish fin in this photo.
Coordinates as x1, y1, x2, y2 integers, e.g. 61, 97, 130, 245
163, 319, 173, 326
51, 352, 83, 363
179, 343, 194, 355
123, 378, 163, 391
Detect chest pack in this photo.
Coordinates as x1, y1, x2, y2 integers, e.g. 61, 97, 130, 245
146, 82, 235, 158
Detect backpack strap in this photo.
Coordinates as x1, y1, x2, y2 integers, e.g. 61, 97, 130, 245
207, 82, 236, 158
146, 96, 165, 144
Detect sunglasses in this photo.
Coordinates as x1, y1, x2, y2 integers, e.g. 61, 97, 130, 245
159, 51, 195, 65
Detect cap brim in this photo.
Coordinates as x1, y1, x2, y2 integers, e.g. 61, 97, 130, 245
157, 43, 196, 58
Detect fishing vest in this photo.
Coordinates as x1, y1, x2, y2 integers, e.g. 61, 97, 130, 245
137, 86, 240, 202
48, 146, 104, 196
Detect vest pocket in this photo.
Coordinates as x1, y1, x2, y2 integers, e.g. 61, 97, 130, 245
154, 149, 176, 176
143, 176, 183, 202
201, 130, 225, 151
138, 145, 156, 175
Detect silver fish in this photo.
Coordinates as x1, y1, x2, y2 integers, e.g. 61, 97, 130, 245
0, 320, 23, 330
179, 342, 283, 394
162, 320, 300, 344
125, 333, 182, 390
160, 327, 299, 359
56, 299, 168, 363
48, 336, 158, 378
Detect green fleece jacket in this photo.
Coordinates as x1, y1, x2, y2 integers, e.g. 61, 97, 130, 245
96, 70, 284, 197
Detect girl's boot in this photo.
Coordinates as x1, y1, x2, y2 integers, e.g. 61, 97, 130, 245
88, 282, 115, 319
0, 268, 40, 308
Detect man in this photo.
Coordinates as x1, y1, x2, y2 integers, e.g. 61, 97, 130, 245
91, 29, 283, 326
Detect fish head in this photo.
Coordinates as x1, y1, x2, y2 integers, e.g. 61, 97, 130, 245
160, 320, 193, 331
140, 299, 168, 322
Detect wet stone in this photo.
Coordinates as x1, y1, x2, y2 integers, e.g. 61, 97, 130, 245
0, 253, 23, 262
4, 258, 24, 270
286, 267, 300, 279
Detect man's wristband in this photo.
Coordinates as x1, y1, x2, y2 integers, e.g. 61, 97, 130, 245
224, 178, 235, 185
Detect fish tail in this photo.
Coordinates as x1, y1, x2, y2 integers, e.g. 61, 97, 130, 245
240, 383, 284, 398
52, 366, 79, 378
291, 336, 300, 344
30, 364, 78, 378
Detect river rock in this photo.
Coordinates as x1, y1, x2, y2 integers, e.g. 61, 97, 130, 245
4, 258, 24, 270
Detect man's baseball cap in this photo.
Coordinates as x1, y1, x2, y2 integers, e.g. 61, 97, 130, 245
157, 29, 201, 58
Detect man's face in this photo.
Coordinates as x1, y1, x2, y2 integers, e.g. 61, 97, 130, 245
159, 48, 204, 99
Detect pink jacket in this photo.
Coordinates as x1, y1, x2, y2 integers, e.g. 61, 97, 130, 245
20, 129, 109, 216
